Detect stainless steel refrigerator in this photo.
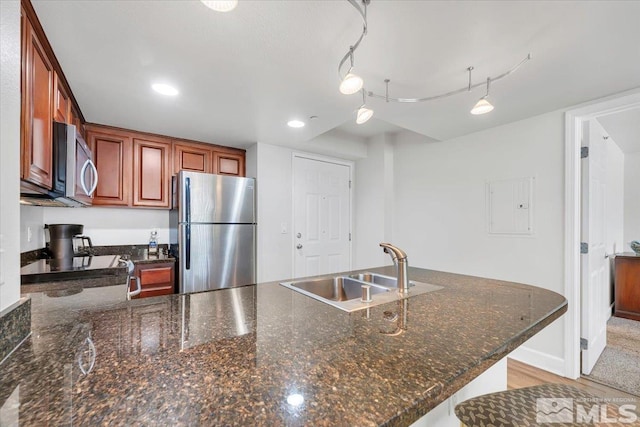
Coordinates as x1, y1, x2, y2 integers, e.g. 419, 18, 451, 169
170, 171, 256, 294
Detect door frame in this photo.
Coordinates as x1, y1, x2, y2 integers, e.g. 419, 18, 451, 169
291, 152, 354, 278
564, 88, 640, 379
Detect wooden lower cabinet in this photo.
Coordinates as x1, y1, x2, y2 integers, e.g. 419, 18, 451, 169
133, 137, 171, 208
614, 254, 640, 321
130, 262, 175, 299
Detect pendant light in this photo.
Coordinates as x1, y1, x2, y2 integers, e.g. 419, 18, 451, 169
339, 48, 364, 95
201, 0, 238, 12
470, 77, 494, 115
356, 90, 373, 124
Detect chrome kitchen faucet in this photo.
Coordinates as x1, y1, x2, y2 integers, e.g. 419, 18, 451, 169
379, 243, 409, 295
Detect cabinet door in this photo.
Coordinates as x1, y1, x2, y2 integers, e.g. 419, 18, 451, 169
130, 262, 175, 299
213, 150, 245, 177
53, 73, 70, 123
87, 129, 132, 206
22, 19, 54, 189
172, 141, 212, 175
69, 104, 84, 137
133, 137, 171, 208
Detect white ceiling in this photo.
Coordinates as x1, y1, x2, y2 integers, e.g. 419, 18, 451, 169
597, 108, 640, 154
32, 0, 640, 149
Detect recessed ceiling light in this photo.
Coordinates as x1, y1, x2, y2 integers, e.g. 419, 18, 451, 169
201, 0, 238, 12
152, 83, 179, 96
287, 120, 305, 128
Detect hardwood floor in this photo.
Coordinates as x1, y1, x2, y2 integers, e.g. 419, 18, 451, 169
507, 358, 638, 399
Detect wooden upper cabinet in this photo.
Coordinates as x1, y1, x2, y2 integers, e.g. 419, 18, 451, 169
21, 15, 54, 189
53, 72, 70, 123
133, 137, 171, 208
172, 140, 212, 175
86, 127, 132, 206
213, 150, 245, 177
69, 104, 84, 138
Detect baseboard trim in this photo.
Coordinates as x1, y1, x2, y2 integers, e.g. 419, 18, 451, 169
509, 345, 566, 377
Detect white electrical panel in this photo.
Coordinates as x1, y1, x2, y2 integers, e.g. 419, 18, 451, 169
487, 177, 534, 235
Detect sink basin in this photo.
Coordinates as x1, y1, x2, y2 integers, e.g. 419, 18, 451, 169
281, 272, 444, 313
288, 276, 388, 301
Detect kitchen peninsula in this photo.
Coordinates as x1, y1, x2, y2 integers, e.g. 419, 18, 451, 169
0, 266, 566, 426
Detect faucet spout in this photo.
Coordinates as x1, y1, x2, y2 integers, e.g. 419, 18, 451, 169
379, 243, 409, 294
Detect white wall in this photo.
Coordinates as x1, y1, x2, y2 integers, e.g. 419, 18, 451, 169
0, 0, 21, 312
20, 205, 171, 251
392, 111, 567, 371
624, 151, 640, 248
254, 139, 364, 283
254, 143, 295, 282
353, 133, 395, 269
20, 206, 45, 252
41, 207, 170, 246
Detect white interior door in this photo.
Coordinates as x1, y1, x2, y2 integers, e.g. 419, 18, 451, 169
293, 156, 351, 278
580, 120, 608, 375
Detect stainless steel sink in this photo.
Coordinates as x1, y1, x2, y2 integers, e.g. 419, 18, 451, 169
288, 276, 388, 301
280, 272, 443, 313
348, 272, 415, 289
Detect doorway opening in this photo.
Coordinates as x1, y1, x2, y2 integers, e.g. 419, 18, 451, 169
564, 89, 640, 391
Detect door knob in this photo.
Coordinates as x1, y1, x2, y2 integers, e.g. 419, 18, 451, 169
296, 233, 302, 238
296, 244, 303, 249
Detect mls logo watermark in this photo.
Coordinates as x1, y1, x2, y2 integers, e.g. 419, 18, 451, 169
536, 397, 638, 424
536, 398, 573, 423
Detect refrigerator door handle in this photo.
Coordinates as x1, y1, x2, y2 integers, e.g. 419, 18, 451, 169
185, 176, 191, 270
185, 224, 191, 270
185, 177, 191, 223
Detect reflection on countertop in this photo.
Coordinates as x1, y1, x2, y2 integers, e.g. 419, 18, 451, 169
1, 266, 566, 427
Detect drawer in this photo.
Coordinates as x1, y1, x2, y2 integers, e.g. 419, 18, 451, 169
140, 266, 173, 285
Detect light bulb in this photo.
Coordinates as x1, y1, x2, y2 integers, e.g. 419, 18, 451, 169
339, 72, 364, 95
287, 120, 305, 128
356, 106, 373, 124
201, 0, 238, 12
470, 97, 494, 115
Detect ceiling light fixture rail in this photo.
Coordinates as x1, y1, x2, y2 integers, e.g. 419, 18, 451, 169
338, 0, 532, 121
368, 54, 532, 104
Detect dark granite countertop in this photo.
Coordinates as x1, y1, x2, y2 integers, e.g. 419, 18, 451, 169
1, 266, 566, 426
20, 255, 126, 284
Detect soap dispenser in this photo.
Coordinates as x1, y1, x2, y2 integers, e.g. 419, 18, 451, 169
148, 230, 159, 256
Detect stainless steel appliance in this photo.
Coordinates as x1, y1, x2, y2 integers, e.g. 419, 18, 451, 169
20, 122, 97, 207
170, 171, 256, 293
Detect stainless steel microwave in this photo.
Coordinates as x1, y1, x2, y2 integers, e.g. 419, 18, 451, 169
20, 122, 98, 207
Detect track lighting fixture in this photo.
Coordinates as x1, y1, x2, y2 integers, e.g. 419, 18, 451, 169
337, 1, 531, 123
470, 78, 494, 115
356, 90, 373, 124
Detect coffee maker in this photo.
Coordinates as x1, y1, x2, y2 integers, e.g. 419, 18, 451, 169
45, 224, 93, 259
